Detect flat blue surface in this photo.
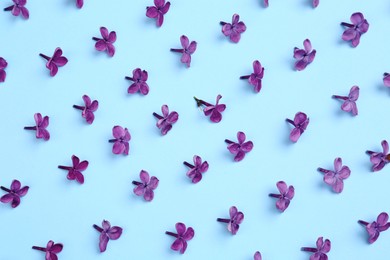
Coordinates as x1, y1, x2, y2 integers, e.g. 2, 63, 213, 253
1, 0, 390, 259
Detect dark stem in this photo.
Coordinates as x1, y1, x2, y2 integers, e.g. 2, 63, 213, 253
340, 22, 353, 28
317, 167, 330, 173
220, 21, 227, 25
58, 166, 71, 170
39, 53, 50, 60
170, 48, 184, 53
183, 162, 194, 168
125, 76, 134, 81
92, 37, 101, 41
132, 181, 142, 185
358, 220, 369, 226
165, 231, 178, 238
286, 119, 295, 126
0, 186, 11, 193
268, 193, 281, 198
216, 218, 230, 223
225, 139, 234, 144
153, 112, 163, 120
301, 247, 317, 253
24, 126, 36, 130
366, 150, 375, 155
93, 224, 104, 232
384, 73, 389, 77
240, 75, 250, 80
73, 105, 84, 110
4, 6, 13, 11
32, 246, 46, 252
108, 139, 117, 143
332, 95, 348, 100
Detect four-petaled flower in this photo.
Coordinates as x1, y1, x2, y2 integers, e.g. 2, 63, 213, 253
318, 157, 351, 193
125, 68, 149, 95
332, 86, 359, 116
0, 179, 29, 208
240, 60, 265, 93
183, 155, 209, 184
153, 104, 179, 135
132, 170, 159, 202
92, 27, 117, 57
3, 0, 29, 19
32, 240, 63, 260
24, 113, 50, 141
39, 48, 68, 77
217, 206, 244, 235
254, 251, 262, 260
194, 95, 226, 123
220, 14, 246, 43
269, 181, 295, 212
146, 0, 170, 27
301, 237, 331, 260
165, 222, 195, 254
93, 220, 123, 253
170, 35, 197, 68
293, 39, 316, 71
73, 95, 99, 124
313, 0, 319, 8
358, 212, 390, 244
383, 73, 390, 87
76, 0, 83, 8
0, 57, 7, 83
341, 12, 369, 47
366, 140, 390, 172
225, 131, 254, 162
58, 155, 89, 184
286, 112, 309, 142
109, 126, 131, 155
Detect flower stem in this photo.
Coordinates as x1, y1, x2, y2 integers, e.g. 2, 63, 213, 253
58, 166, 71, 170
366, 150, 375, 155
220, 21, 227, 25
240, 75, 250, 80
183, 162, 194, 168
3, 6, 13, 11
332, 95, 347, 100
153, 112, 163, 120
384, 73, 389, 77
216, 218, 230, 223
92, 37, 101, 41
165, 231, 178, 237
125, 76, 134, 81
73, 105, 84, 110
340, 22, 353, 28
32, 246, 46, 252
39, 53, 50, 61
170, 48, 183, 53
317, 167, 330, 173
24, 126, 36, 130
0, 186, 11, 192
108, 139, 117, 143
268, 193, 281, 198
93, 224, 103, 232
225, 139, 234, 144
132, 181, 142, 185
301, 247, 317, 252
285, 119, 295, 126
358, 220, 369, 226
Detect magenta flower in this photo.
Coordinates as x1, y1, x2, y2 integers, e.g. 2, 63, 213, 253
32, 240, 63, 260
92, 27, 116, 57
58, 155, 89, 184
183, 155, 209, 184
146, 0, 170, 27
0, 180, 29, 208
293, 39, 316, 71
313, 0, 319, 8
93, 220, 123, 252
263, 0, 269, 7
153, 104, 179, 135
240, 60, 265, 93
194, 95, 226, 123
301, 237, 331, 259
132, 170, 159, 202
39, 48, 68, 77
366, 140, 390, 172
225, 131, 253, 162
254, 251, 262, 260
383, 73, 390, 87
73, 95, 99, 124
165, 222, 195, 254
24, 113, 50, 141
332, 86, 359, 116
341, 12, 369, 47
359, 212, 390, 244
76, 0, 83, 8
3, 0, 29, 19
286, 112, 309, 142
269, 181, 295, 212
0, 57, 7, 83
220, 14, 246, 43
109, 126, 131, 155
125, 68, 149, 95
217, 206, 244, 235
318, 158, 350, 193
170, 35, 197, 68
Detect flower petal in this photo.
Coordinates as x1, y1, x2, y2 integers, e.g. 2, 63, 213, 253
276, 181, 288, 194
11, 180, 21, 191
303, 39, 312, 52
112, 142, 125, 154
175, 222, 186, 235
99, 234, 109, 252
377, 212, 389, 226
146, 6, 159, 18
182, 227, 195, 240
112, 126, 124, 138
241, 141, 253, 152
180, 35, 189, 48
107, 226, 122, 240
140, 170, 150, 183
95, 40, 107, 51
289, 128, 301, 142
334, 158, 342, 172
351, 12, 364, 24
100, 27, 109, 39
382, 140, 389, 154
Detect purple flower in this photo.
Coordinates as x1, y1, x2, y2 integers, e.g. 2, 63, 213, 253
183, 155, 209, 184
93, 220, 123, 252
366, 140, 390, 172
286, 112, 309, 142
383, 73, 390, 87
313, 0, 319, 8
301, 237, 331, 259
109, 126, 131, 155
359, 212, 390, 244
32, 240, 63, 260
73, 95, 99, 124
132, 170, 159, 201
58, 155, 89, 184
240, 60, 265, 93
332, 86, 359, 116
170, 35, 197, 68
341, 12, 369, 47
125, 68, 149, 95
318, 158, 350, 193
39, 48, 68, 77
194, 95, 226, 123
165, 222, 195, 254
92, 27, 116, 57
153, 105, 179, 135
146, 0, 170, 27
225, 131, 254, 162
0, 180, 29, 208
76, 0, 83, 8
24, 113, 50, 141
0, 57, 7, 83
220, 14, 246, 43
3, 0, 29, 19
269, 181, 295, 212
217, 206, 244, 235
293, 39, 316, 71
254, 251, 262, 260
263, 0, 269, 7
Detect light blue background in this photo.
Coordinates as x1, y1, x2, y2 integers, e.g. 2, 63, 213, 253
1, 0, 390, 259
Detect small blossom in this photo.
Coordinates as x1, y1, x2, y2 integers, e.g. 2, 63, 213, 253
286, 112, 309, 142
0, 57, 7, 83
58, 155, 89, 184
383, 73, 390, 87
0, 180, 29, 208
93, 220, 123, 252
39, 48, 68, 77
132, 170, 159, 201
24, 113, 50, 141
194, 95, 226, 123
313, 0, 319, 8
170, 35, 197, 68
318, 158, 351, 193
366, 140, 390, 172
3, 0, 29, 19
240, 60, 265, 93
358, 212, 390, 244
301, 237, 331, 259
217, 206, 244, 235
109, 126, 131, 155
153, 105, 179, 135
220, 14, 246, 43
254, 251, 262, 260
225, 131, 253, 162
332, 86, 359, 116
92, 27, 116, 57
125, 68, 149, 95
269, 181, 295, 212
32, 240, 63, 260
165, 222, 195, 254
183, 155, 209, 184
76, 0, 83, 8
341, 12, 369, 47
146, 0, 170, 27
73, 95, 99, 124
293, 39, 316, 71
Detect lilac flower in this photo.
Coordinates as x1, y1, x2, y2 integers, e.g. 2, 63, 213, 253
359, 212, 390, 244
301, 237, 331, 259
24, 113, 50, 141
170, 35, 197, 68
153, 105, 178, 135
293, 39, 316, 71
73, 95, 99, 124
0, 57, 7, 83
39, 48, 68, 77
332, 86, 359, 116
183, 155, 209, 183
108, 126, 131, 155
93, 220, 123, 252
0, 180, 29, 208
318, 158, 350, 193
132, 170, 159, 201
76, 0, 83, 8
146, 0, 170, 27
58, 155, 89, 184
254, 251, 262, 260
313, 0, 319, 8
92, 27, 116, 57
125, 68, 149, 95
165, 222, 195, 254
194, 95, 226, 123
3, 0, 29, 19
383, 73, 390, 87
341, 12, 369, 47
366, 140, 390, 172
240, 60, 265, 93
220, 14, 246, 43
217, 206, 244, 235
286, 112, 309, 142
269, 181, 295, 212
225, 131, 253, 162
263, 0, 268, 7
32, 240, 63, 260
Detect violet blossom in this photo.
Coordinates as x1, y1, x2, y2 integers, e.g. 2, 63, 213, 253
254, 251, 262, 260
366, 140, 390, 172
194, 95, 226, 123
76, 0, 83, 8
32, 240, 63, 260
318, 157, 351, 193
39, 48, 68, 77
0, 179, 29, 208
225, 131, 253, 162
269, 181, 295, 212
73, 95, 99, 124
313, 0, 319, 8
132, 170, 159, 201
359, 212, 390, 244
153, 104, 178, 135
58, 155, 89, 184
183, 155, 209, 184
3, 0, 29, 19
341, 12, 369, 47
24, 113, 50, 141
125, 68, 149, 95
240, 60, 265, 93
293, 39, 316, 71
263, 0, 268, 7
170, 35, 197, 68
383, 73, 390, 87
0, 57, 7, 83
301, 237, 331, 259
109, 126, 131, 155
220, 14, 246, 43
165, 222, 195, 254
217, 206, 244, 235
92, 27, 116, 57
146, 0, 170, 27
332, 86, 359, 116
93, 220, 123, 252
286, 112, 309, 142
